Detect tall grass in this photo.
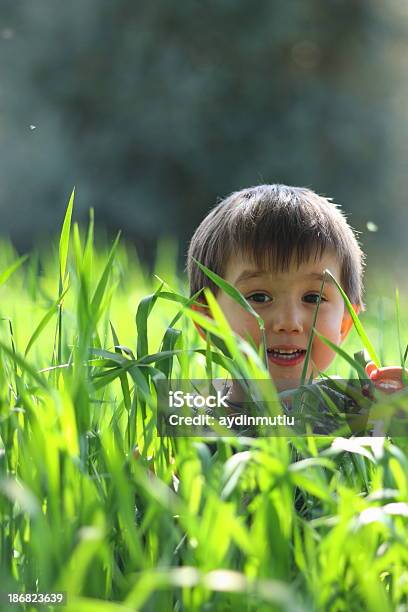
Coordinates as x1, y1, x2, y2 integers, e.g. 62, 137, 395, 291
0, 194, 408, 611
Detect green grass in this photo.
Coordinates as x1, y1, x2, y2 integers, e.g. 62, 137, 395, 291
1, 195, 408, 611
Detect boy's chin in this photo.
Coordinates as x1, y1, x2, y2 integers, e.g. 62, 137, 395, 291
273, 378, 303, 393
268, 365, 313, 393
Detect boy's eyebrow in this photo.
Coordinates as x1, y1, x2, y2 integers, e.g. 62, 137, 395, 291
234, 270, 270, 284
234, 270, 336, 284
305, 272, 335, 284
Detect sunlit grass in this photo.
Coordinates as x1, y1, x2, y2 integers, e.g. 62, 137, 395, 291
0, 193, 408, 611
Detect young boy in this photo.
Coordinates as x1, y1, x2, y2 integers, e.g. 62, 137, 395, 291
187, 184, 405, 404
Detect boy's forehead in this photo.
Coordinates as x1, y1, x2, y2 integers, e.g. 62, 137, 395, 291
225, 249, 342, 283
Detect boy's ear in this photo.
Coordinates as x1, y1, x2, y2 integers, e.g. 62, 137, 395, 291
191, 300, 212, 341
340, 304, 360, 341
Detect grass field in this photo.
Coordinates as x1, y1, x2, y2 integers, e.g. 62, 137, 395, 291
1, 194, 408, 611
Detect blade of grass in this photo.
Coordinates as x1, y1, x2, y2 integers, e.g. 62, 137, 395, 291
110, 322, 132, 413
83, 207, 94, 281
136, 282, 163, 359
157, 289, 204, 309
0, 318, 18, 385
193, 259, 267, 366
25, 285, 70, 357
59, 188, 75, 293
300, 274, 326, 386
324, 268, 380, 366
203, 288, 259, 377
90, 232, 121, 320
0, 254, 29, 288
72, 222, 84, 281
156, 327, 181, 378
193, 259, 263, 326
205, 332, 213, 384
0, 340, 48, 389
314, 331, 367, 378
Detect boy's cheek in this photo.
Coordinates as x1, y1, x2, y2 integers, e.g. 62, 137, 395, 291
224, 310, 261, 343
238, 324, 262, 346
312, 336, 338, 370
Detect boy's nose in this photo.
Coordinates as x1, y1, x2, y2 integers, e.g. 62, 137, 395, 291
270, 306, 303, 334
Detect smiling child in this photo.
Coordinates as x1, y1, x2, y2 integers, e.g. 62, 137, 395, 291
188, 184, 362, 392
187, 184, 405, 399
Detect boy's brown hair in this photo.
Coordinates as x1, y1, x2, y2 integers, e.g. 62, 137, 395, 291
187, 184, 364, 308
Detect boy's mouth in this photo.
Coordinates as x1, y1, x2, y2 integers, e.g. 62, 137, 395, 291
267, 346, 306, 367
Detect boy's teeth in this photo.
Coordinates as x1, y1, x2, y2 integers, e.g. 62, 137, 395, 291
267, 348, 305, 359
269, 349, 303, 354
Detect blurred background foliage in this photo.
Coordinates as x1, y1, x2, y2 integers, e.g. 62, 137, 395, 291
0, 0, 407, 280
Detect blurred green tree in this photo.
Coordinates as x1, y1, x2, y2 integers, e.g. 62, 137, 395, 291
0, 0, 405, 268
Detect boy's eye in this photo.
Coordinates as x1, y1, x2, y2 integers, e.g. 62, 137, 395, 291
303, 293, 326, 304
247, 292, 271, 304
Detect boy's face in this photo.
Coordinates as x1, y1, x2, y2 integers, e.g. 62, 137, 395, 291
215, 250, 354, 391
